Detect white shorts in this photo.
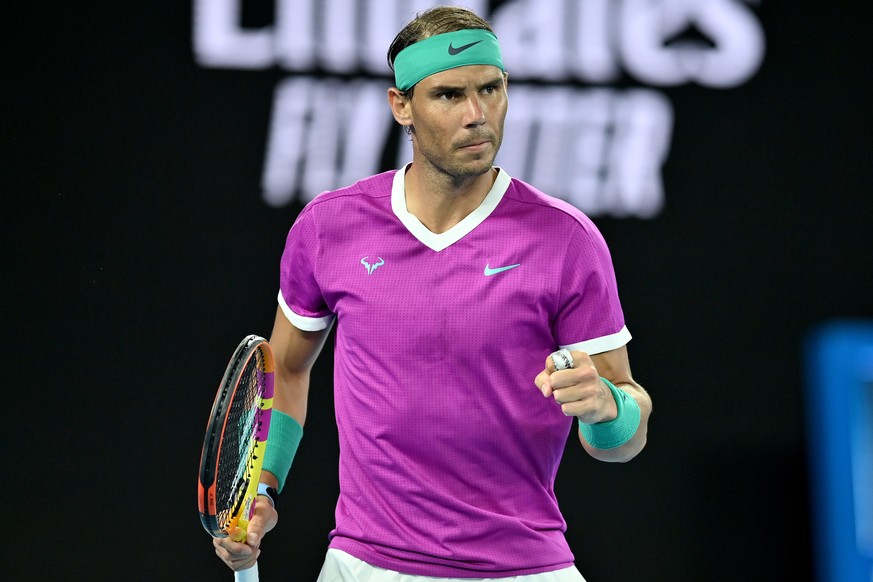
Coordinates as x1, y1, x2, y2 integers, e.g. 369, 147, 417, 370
316, 549, 587, 582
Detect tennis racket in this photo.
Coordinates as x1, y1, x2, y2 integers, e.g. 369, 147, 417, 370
198, 335, 274, 582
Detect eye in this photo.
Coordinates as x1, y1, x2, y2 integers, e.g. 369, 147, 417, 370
438, 91, 458, 100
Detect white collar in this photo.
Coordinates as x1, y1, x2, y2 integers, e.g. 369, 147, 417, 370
391, 165, 511, 252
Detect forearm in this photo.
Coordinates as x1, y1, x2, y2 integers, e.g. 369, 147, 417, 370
263, 307, 330, 490
268, 306, 331, 425
261, 369, 309, 492
274, 367, 311, 427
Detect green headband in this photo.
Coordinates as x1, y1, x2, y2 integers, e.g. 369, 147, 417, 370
393, 29, 505, 91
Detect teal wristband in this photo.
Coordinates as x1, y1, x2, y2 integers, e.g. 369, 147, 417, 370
263, 410, 303, 492
579, 378, 641, 450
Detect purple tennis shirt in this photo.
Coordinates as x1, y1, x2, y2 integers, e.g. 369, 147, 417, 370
278, 166, 630, 578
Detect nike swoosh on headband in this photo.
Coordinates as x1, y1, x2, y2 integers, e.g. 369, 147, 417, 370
448, 40, 483, 55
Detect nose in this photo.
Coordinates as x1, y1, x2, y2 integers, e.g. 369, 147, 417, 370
464, 95, 486, 127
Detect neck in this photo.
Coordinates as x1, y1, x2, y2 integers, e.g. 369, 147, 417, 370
403, 163, 496, 234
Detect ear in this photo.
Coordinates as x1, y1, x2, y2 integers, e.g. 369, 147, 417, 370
387, 87, 413, 129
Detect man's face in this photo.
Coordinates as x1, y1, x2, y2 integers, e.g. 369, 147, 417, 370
406, 65, 508, 181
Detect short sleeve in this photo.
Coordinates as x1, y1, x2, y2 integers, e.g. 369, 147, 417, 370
553, 220, 630, 354
278, 207, 335, 331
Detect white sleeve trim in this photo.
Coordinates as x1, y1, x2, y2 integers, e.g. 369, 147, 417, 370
561, 325, 632, 355
277, 291, 335, 331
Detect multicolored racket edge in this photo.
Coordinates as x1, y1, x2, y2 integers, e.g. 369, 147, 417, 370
198, 335, 274, 580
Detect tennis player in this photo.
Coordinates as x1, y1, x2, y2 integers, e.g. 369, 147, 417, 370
213, 6, 652, 581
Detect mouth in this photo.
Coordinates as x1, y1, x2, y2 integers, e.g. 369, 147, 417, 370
457, 140, 491, 151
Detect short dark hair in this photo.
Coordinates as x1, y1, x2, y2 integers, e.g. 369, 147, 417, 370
387, 6, 495, 97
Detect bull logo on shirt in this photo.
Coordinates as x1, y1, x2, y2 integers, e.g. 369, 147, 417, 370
360, 256, 384, 275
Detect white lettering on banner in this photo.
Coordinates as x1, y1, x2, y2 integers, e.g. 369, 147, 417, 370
620, 0, 765, 88
498, 87, 671, 217
262, 78, 391, 206
273, 0, 316, 70
492, 0, 569, 81
192, 0, 765, 216
193, 0, 273, 68
262, 80, 671, 218
570, 0, 621, 83
193, 0, 763, 84
196, 0, 487, 73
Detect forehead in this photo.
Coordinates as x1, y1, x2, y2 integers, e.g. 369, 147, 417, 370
418, 65, 505, 88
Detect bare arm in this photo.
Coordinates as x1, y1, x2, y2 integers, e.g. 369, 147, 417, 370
260, 306, 332, 488
534, 345, 652, 463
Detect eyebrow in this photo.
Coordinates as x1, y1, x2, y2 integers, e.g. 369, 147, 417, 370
479, 76, 505, 89
428, 76, 505, 94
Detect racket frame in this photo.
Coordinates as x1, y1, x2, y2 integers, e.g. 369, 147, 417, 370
198, 335, 274, 540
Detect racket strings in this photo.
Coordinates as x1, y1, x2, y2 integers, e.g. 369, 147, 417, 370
216, 351, 267, 529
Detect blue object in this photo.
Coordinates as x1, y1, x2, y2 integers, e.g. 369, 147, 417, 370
806, 321, 873, 582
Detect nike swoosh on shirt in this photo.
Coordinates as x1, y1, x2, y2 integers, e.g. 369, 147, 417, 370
448, 40, 483, 55
484, 263, 521, 276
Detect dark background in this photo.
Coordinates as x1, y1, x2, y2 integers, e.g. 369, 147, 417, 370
5, 1, 872, 580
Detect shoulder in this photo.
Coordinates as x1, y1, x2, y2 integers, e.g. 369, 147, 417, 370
503, 174, 604, 242
297, 170, 396, 219
288, 170, 397, 248
307, 170, 395, 208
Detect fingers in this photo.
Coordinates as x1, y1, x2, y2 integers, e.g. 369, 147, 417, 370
536, 350, 614, 421
212, 502, 278, 572
534, 369, 553, 397
213, 530, 260, 572
551, 364, 599, 406
536, 350, 587, 397
550, 349, 574, 371
249, 496, 279, 537
538, 351, 595, 388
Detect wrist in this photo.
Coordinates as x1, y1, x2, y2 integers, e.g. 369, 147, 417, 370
257, 482, 279, 511
262, 410, 303, 492
578, 378, 641, 449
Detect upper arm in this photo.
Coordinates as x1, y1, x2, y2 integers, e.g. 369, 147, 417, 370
268, 307, 332, 425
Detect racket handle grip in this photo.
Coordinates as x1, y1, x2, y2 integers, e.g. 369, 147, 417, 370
234, 561, 259, 582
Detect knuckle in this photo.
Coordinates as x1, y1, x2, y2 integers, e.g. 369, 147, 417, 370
579, 365, 598, 380
554, 386, 580, 404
